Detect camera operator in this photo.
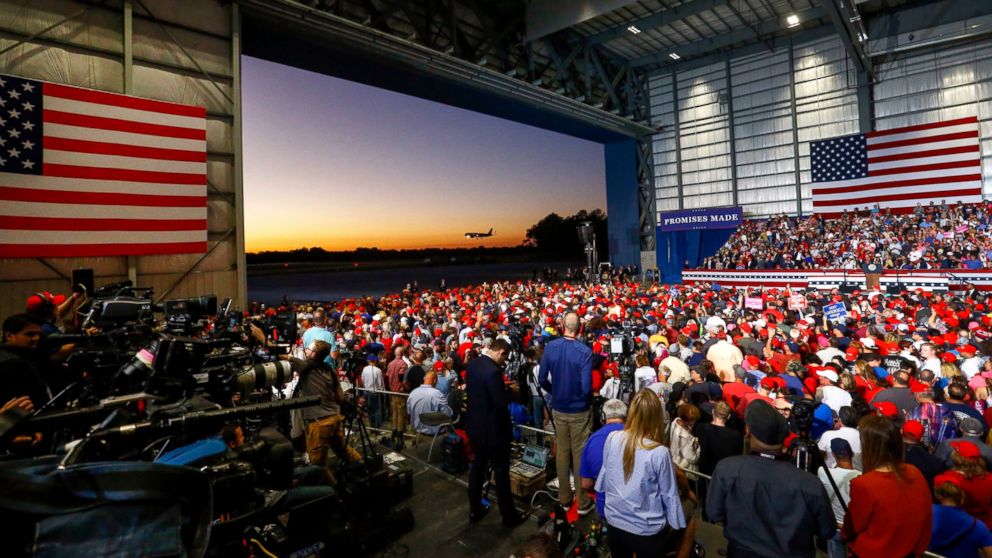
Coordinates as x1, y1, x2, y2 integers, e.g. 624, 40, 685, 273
285, 339, 360, 483
0, 314, 50, 408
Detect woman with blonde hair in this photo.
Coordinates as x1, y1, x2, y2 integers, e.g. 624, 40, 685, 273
942, 362, 965, 383
851, 360, 880, 401
596, 389, 686, 558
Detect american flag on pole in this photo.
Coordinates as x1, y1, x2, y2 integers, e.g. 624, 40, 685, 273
811, 116, 984, 217
0, 73, 207, 258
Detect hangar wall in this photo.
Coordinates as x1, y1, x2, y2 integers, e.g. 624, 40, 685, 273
649, 26, 992, 220
649, 33, 859, 219
874, 37, 992, 197
0, 0, 245, 319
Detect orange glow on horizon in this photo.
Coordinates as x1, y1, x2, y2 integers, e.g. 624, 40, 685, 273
245, 218, 530, 252
241, 57, 606, 255
246, 233, 527, 253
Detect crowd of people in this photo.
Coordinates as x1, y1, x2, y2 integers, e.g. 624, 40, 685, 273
245, 274, 992, 557
701, 200, 992, 271
12, 259, 992, 556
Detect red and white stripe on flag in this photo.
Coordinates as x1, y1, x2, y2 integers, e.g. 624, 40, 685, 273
0, 73, 207, 258
810, 116, 984, 217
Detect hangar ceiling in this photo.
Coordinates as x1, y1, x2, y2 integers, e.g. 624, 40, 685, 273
240, 0, 920, 140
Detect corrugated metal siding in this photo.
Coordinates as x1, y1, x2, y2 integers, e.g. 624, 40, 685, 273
0, 0, 241, 316
731, 47, 797, 216
677, 61, 734, 209
794, 35, 861, 215
649, 72, 679, 212
874, 36, 992, 196
648, 34, 861, 221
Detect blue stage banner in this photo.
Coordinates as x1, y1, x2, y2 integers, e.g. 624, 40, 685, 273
658, 207, 743, 232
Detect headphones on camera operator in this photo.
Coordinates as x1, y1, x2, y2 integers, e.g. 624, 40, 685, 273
27, 292, 56, 316
293, 340, 355, 418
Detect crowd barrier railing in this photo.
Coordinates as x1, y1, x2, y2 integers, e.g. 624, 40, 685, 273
351, 386, 554, 439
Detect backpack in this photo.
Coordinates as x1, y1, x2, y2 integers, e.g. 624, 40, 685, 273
440, 432, 467, 474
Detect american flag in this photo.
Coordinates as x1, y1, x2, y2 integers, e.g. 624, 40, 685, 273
0, 73, 207, 258
810, 116, 984, 217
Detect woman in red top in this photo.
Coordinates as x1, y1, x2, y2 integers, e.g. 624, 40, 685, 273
934, 441, 992, 529
851, 360, 881, 401
842, 415, 932, 557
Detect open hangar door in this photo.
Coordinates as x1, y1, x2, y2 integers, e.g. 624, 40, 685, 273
0, 0, 246, 318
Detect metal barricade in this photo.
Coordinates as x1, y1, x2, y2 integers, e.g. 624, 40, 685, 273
352, 386, 413, 437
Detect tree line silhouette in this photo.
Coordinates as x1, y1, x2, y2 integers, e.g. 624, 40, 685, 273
246, 209, 607, 264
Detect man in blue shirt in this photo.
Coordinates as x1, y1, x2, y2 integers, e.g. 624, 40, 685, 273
406, 372, 452, 435
301, 309, 336, 367
539, 312, 594, 514
579, 399, 627, 519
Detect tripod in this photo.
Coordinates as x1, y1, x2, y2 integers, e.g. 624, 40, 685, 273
792, 432, 848, 534
337, 407, 381, 485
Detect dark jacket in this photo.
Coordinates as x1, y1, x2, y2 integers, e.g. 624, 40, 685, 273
905, 442, 947, 488
707, 454, 836, 558
465, 354, 512, 448
0, 345, 49, 408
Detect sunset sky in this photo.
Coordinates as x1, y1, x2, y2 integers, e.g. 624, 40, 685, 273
242, 56, 606, 252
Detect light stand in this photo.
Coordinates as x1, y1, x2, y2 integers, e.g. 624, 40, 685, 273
577, 222, 597, 283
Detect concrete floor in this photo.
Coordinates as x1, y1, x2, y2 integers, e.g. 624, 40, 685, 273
368, 435, 742, 558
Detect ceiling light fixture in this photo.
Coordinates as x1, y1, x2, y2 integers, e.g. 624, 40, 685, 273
627, 25, 642, 34
669, 52, 681, 60
786, 14, 800, 28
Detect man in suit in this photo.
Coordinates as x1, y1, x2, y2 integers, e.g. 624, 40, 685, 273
466, 338, 527, 527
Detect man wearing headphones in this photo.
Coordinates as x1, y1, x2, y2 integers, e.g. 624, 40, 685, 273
579, 398, 627, 520
291, 339, 361, 484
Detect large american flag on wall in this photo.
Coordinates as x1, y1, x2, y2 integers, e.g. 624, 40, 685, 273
0, 73, 207, 258
810, 116, 984, 217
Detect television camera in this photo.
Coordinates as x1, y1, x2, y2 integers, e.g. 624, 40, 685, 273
3, 274, 423, 557
606, 323, 638, 398
247, 310, 298, 354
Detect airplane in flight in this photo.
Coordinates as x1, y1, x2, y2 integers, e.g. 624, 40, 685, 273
464, 227, 494, 239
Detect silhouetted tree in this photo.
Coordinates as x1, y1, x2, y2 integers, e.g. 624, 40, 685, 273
524, 209, 608, 260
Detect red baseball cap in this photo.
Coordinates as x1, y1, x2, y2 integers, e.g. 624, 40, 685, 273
845, 346, 860, 361
760, 376, 786, 390
951, 440, 982, 460
26, 292, 56, 313
433, 360, 445, 371
873, 401, 899, 418
902, 420, 923, 442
